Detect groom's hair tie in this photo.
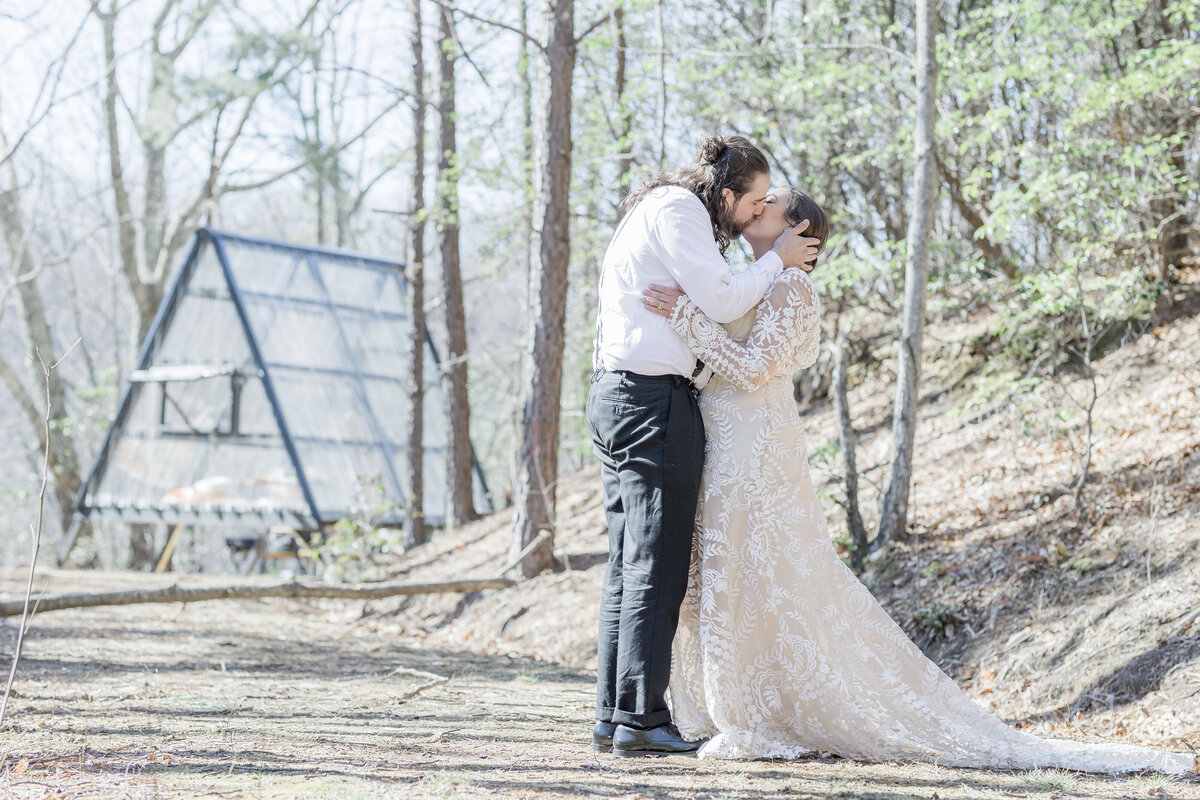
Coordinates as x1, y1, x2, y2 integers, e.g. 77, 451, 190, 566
697, 137, 730, 165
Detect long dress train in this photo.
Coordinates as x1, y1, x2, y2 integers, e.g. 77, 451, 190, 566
665, 268, 1193, 774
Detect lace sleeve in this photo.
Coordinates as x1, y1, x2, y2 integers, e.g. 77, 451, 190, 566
668, 270, 822, 393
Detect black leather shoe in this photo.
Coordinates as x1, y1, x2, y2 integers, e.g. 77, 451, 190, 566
612, 723, 702, 758
593, 721, 616, 753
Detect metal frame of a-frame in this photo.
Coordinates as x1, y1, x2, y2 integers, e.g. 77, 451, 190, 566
58, 229, 491, 564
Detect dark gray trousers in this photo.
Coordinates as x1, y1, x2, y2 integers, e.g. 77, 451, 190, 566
586, 369, 705, 729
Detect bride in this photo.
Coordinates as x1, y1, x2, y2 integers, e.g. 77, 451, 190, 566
641, 187, 1194, 774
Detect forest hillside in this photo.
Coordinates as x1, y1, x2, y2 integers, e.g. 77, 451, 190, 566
359, 268, 1200, 753
1, 264, 1196, 800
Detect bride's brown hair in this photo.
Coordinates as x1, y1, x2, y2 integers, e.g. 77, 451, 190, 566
781, 189, 829, 266
623, 135, 770, 256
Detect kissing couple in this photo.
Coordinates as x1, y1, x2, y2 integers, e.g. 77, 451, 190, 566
585, 135, 1192, 774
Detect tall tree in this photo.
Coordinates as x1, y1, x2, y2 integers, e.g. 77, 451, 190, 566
436, 2, 479, 527
0, 147, 87, 553
91, 0, 320, 344
284, 6, 406, 248
874, 0, 939, 549
517, 0, 535, 285
612, 1, 632, 210
507, 0, 591, 577
91, 0, 319, 566
406, 0, 428, 547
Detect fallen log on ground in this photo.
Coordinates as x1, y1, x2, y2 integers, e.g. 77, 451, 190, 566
0, 577, 517, 617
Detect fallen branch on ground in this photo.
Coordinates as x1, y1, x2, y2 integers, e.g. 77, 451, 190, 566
497, 529, 553, 576
0, 576, 517, 617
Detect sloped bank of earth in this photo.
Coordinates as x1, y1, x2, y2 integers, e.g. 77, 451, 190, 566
366, 301, 1200, 761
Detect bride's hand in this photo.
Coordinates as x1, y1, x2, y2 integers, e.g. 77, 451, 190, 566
772, 219, 820, 272
643, 283, 685, 318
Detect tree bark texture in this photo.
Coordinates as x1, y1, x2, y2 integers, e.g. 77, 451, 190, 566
518, 0, 534, 285
406, 0, 427, 547
0, 167, 86, 546
437, 3, 478, 527
654, 0, 667, 167
875, 0, 938, 551
509, 0, 575, 577
613, 4, 632, 212
96, 0, 156, 338
832, 334, 868, 571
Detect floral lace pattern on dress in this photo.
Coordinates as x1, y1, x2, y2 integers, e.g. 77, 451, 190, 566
669, 268, 821, 392
665, 270, 1193, 774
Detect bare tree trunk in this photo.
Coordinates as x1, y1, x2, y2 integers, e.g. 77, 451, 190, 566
97, 0, 166, 567
509, 0, 575, 577
1070, 269, 1098, 509
95, 0, 154, 335
613, 3, 633, 212
832, 331, 868, 571
1153, 135, 1193, 287
311, 17, 326, 246
129, 525, 158, 569
0, 159, 88, 551
406, 0, 427, 547
93, 0, 318, 343
90, 0, 318, 564
654, 0, 667, 167
518, 0, 534, 284
437, 2, 478, 527
875, 0, 938, 551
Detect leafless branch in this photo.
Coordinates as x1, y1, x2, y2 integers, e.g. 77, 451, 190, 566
438, 0, 545, 52
0, 340, 78, 727
1069, 269, 1098, 510
575, 10, 613, 44
0, 9, 90, 168
0, 576, 518, 617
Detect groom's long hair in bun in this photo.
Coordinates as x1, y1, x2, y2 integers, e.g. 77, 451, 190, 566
623, 135, 770, 256
782, 189, 830, 266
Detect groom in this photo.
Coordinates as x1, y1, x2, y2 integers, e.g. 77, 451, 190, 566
587, 135, 820, 757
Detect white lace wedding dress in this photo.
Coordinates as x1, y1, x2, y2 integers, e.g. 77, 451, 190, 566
665, 268, 1193, 774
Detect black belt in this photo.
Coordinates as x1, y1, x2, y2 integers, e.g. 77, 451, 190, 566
592, 367, 701, 397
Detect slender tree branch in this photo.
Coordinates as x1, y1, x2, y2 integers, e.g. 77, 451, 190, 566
162, 0, 221, 60
0, 341, 78, 727
440, 0, 545, 52
575, 10, 613, 44
0, 9, 90, 168
0, 576, 518, 618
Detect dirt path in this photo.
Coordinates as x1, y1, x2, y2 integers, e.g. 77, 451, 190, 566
1, 570, 1196, 799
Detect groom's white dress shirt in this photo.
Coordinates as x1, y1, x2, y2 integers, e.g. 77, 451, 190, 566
594, 185, 782, 378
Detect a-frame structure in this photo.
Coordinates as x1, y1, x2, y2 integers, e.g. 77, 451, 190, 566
61, 230, 489, 562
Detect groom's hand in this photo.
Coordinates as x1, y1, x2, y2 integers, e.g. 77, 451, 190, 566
773, 220, 821, 272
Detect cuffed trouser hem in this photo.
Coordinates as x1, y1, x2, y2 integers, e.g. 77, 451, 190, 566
611, 708, 673, 729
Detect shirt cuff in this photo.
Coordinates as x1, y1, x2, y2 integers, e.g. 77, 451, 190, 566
750, 249, 783, 279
